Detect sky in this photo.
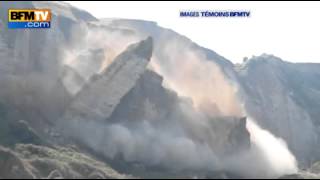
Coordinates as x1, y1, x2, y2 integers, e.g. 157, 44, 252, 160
66, 1, 320, 63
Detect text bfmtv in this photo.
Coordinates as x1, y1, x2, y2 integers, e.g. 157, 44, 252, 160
8, 9, 51, 29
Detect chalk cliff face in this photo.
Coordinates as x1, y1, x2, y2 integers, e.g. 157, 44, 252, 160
0, 1, 320, 179
237, 55, 320, 166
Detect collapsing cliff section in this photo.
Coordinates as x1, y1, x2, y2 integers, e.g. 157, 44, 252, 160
57, 35, 251, 177
62, 37, 153, 124
57, 37, 154, 146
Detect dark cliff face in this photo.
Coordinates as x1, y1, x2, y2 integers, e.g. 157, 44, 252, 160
113, 70, 250, 152
227, 117, 251, 153
109, 70, 178, 124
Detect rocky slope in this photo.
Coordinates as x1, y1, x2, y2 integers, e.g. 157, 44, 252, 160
0, 144, 128, 179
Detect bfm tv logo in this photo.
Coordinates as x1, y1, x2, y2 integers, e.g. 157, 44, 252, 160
8, 9, 51, 29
